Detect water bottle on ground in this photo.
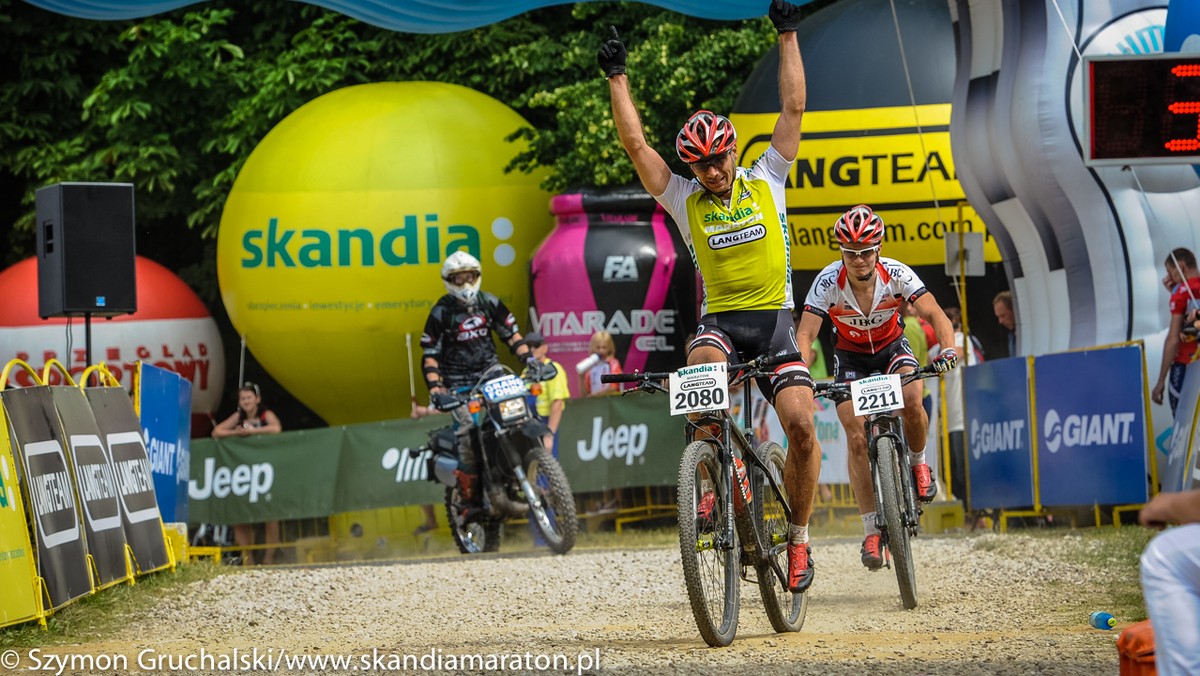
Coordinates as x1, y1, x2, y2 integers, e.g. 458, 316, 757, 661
1089, 611, 1116, 630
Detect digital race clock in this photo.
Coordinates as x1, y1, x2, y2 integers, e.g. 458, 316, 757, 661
1085, 53, 1200, 166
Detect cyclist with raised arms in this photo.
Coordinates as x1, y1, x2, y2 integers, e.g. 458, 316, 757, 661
598, 0, 821, 593
796, 205, 958, 571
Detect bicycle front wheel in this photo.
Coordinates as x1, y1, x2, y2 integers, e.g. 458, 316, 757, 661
753, 441, 808, 632
677, 440, 739, 647
877, 436, 918, 609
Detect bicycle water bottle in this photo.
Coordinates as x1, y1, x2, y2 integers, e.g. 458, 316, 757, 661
1089, 611, 1115, 630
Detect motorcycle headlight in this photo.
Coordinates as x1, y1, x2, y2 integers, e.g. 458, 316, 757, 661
498, 398, 527, 421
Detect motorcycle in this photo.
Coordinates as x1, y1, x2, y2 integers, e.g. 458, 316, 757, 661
418, 363, 578, 555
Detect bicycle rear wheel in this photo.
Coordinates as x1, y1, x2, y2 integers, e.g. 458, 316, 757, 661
677, 440, 739, 647
877, 436, 918, 609
753, 441, 808, 633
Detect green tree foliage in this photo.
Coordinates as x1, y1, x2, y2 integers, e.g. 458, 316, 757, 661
0, 2, 779, 264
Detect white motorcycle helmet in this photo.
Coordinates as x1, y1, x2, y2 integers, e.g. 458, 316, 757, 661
441, 250, 483, 305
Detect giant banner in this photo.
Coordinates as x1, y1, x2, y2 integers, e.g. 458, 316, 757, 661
87, 387, 171, 573
1033, 346, 1149, 506
50, 387, 130, 588
139, 364, 191, 523
1, 387, 93, 609
964, 358, 1034, 510
0, 404, 39, 627
1162, 361, 1200, 493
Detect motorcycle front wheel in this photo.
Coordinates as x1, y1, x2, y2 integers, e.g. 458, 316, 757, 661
445, 483, 500, 554
524, 448, 578, 554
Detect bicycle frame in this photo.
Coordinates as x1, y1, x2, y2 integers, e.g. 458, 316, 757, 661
863, 412, 920, 537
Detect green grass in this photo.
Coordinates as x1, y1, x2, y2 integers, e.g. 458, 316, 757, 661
970, 526, 1156, 624
0, 560, 225, 650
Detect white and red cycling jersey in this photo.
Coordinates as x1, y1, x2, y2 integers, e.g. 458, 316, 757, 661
803, 257, 929, 354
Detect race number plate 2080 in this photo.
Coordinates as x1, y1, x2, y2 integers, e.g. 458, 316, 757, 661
850, 373, 904, 417
668, 363, 729, 416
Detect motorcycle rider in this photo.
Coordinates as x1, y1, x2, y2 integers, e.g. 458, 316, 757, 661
420, 250, 550, 515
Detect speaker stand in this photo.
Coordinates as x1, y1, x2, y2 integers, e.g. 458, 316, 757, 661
84, 312, 93, 383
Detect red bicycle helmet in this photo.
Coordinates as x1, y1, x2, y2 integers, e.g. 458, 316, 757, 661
676, 110, 737, 163
834, 205, 885, 246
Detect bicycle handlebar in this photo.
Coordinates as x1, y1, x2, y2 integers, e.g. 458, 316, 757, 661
813, 364, 942, 400
599, 351, 809, 387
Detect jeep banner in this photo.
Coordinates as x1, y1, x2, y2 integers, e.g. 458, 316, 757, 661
555, 395, 678, 492
189, 428, 342, 524
335, 418, 446, 513
0, 404, 39, 628
50, 387, 132, 588
87, 386, 172, 574
1033, 345, 1149, 506
0, 387, 93, 609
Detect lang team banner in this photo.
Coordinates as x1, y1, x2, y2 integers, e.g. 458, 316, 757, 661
1, 387, 93, 610
50, 387, 131, 589
87, 386, 171, 574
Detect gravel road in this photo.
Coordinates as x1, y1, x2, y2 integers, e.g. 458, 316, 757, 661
65, 533, 1127, 675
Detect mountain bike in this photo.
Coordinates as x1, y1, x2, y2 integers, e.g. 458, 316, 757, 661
602, 352, 807, 647
812, 364, 942, 610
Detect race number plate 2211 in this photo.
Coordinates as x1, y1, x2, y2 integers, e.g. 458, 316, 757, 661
850, 373, 904, 417
668, 363, 729, 416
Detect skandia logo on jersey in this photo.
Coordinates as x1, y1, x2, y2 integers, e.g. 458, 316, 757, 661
708, 224, 766, 250
1042, 409, 1136, 454
703, 207, 755, 223
240, 216, 481, 269
970, 418, 1027, 460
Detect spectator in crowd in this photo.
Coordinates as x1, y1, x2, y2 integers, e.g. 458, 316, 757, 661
409, 401, 441, 536
1139, 488, 1200, 676
577, 330, 624, 512
993, 291, 1016, 357
939, 307, 984, 505
520, 332, 569, 453
1152, 248, 1200, 414
901, 301, 934, 417
212, 382, 283, 565
578, 330, 622, 396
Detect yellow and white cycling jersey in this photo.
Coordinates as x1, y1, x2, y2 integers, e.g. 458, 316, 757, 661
653, 145, 793, 315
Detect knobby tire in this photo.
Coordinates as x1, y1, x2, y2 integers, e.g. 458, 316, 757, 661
752, 441, 808, 632
677, 440, 739, 647
524, 448, 578, 555
877, 436, 918, 609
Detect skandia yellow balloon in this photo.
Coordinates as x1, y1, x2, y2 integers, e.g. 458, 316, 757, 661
218, 83, 550, 425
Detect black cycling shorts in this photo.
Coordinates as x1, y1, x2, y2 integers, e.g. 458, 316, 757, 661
832, 335, 920, 383
689, 308, 813, 403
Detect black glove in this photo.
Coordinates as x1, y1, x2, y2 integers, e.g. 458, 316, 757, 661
431, 392, 459, 412
932, 348, 958, 374
768, 0, 801, 34
597, 26, 627, 78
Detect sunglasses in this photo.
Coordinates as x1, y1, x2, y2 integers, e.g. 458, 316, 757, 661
689, 151, 732, 172
840, 246, 880, 260
241, 381, 261, 397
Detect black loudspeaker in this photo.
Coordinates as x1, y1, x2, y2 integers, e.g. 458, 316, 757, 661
35, 182, 137, 318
